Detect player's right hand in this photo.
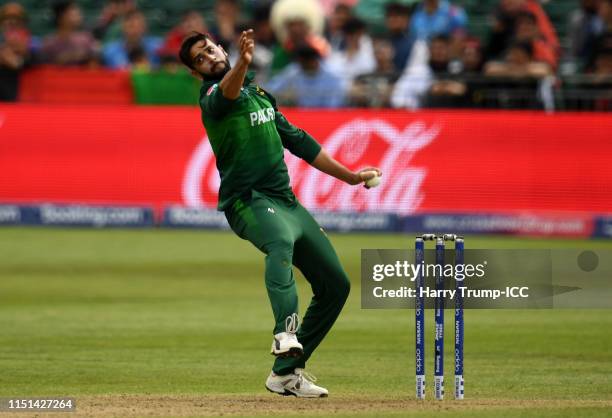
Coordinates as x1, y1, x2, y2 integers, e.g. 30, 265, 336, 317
356, 168, 382, 183
239, 29, 255, 65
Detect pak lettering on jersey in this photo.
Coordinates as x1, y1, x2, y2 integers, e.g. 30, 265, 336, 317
249, 107, 276, 127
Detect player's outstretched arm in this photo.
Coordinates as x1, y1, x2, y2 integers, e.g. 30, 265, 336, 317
272, 110, 382, 188
311, 149, 382, 187
218, 29, 254, 100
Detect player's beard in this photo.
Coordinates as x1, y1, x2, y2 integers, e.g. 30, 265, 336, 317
202, 59, 231, 80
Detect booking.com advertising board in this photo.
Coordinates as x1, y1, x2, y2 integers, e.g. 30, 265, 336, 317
1, 105, 611, 237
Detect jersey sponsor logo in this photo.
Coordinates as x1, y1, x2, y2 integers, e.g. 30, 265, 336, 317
249, 107, 276, 127
206, 84, 217, 96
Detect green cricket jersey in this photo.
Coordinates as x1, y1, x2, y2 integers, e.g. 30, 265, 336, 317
199, 71, 322, 211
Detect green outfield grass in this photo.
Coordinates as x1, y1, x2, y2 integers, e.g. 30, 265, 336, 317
0, 228, 611, 417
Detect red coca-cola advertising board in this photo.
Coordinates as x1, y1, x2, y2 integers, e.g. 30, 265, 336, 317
1, 105, 611, 216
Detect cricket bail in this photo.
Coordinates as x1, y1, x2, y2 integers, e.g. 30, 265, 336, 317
455, 375, 464, 400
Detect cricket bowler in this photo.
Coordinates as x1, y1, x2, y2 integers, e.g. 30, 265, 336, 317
179, 29, 382, 398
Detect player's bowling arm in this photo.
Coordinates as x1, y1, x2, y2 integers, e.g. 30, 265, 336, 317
311, 149, 382, 186
219, 29, 254, 99
274, 111, 382, 186
275, 111, 320, 160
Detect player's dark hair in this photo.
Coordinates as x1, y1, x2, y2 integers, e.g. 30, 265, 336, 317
179, 32, 213, 70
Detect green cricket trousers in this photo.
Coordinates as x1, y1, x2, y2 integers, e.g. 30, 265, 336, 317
224, 190, 351, 375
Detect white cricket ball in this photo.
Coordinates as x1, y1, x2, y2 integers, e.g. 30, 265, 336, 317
364, 171, 381, 188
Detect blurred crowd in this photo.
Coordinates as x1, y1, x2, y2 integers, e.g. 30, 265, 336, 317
1, 0, 611, 107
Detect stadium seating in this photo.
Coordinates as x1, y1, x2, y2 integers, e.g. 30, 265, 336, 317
2, 0, 578, 41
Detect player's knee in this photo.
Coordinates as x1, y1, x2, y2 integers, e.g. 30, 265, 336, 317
340, 276, 351, 300
334, 272, 351, 302
265, 238, 294, 264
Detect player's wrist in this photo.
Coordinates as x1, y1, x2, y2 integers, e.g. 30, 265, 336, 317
347, 172, 361, 185
236, 56, 251, 68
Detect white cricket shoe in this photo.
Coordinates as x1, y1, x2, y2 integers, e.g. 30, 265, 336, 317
271, 313, 303, 358
265, 368, 329, 398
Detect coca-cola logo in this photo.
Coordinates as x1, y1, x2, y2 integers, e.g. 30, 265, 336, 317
182, 118, 441, 215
